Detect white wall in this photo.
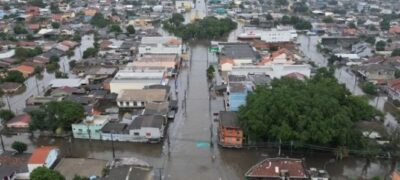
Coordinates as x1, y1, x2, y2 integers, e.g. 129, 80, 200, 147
138, 45, 182, 55
231, 64, 311, 79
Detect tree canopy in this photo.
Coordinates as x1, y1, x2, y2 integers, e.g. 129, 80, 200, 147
14, 46, 43, 59
0, 109, 15, 123
29, 101, 85, 131
163, 16, 237, 41
279, 15, 312, 30
392, 48, 400, 57
238, 68, 379, 148
126, 25, 136, 34
12, 141, 27, 154
376, 40, 386, 51
83, 47, 98, 59
90, 13, 109, 28
109, 24, 122, 33
2, 71, 25, 83
30, 167, 65, 180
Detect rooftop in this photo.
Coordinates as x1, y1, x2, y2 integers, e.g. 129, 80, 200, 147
141, 36, 182, 45
245, 158, 308, 179
55, 158, 107, 180
221, 43, 257, 61
28, 146, 58, 164
219, 111, 240, 128
129, 115, 164, 129
117, 89, 167, 102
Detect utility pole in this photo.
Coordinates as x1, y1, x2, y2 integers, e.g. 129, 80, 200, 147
6, 96, 11, 111
111, 131, 115, 159
0, 129, 5, 152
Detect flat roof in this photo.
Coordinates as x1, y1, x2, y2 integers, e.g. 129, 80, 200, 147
117, 89, 167, 102
219, 111, 240, 128
55, 158, 107, 180
221, 43, 257, 60
245, 158, 308, 178
128, 115, 164, 129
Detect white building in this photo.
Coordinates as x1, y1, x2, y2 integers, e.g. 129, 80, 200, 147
139, 36, 182, 55
110, 68, 167, 94
230, 64, 311, 79
116, 89, 168, 108
238, 28, 297, 43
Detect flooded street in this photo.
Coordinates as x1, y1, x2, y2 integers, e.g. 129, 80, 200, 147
1, 34, 94, 113
0, 5, 397, 180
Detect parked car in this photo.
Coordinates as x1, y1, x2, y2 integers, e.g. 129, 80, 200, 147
168, 110, 176, 120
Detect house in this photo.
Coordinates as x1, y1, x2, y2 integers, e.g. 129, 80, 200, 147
50, 86, 84, 97
49, 78, 86, 88
175, 0, 194, 11
226, 82, 251, 111
117, 89, 168, 108
26, 96, 64, 106
13, 65, 34, 78
390, 26, 400, 35
143, 102, 170, 116
230, 63, 311, 79
130, 115, 165, 141
130, 54, 178, 70
356, 64, 396, 82
0, 82, 23, 93
6, 113, 30, 129
219, 43, 258, 65
28, 146, 59, 172
110, 68, 167, 94
218, 111, 243, 148
387, 79, 400, 102
55, 158, 107, 180
238, 28, 297, 43
351, 42, 373, 58
245, 158, 308, 179
32, 56, 49, 64
139, 36, 182, 55
72, 115, 110, 140
0, 152, 30, 180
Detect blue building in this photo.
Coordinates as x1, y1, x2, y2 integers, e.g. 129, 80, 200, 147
227, 82, 252, 111
0, 10, 5, 19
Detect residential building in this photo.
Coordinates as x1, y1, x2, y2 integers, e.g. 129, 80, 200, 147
245, 158, 308, 179
226, 82, 251, 111
72, 115, 110, 140
0, 82, 23, 93
352, 42, 374, 58
238, 28, 297, 43
55, 158, 107, 180
387, 79, 400, 102
175, 0, 194, 11
110, 68, 167, 94
218, 111, 243, 148
129, 54, 178, 70
100, 115, 165, 143
28, 146, 59, 172
356, 64, 396, 82
6, 113, 30, 129
12, 65, 34, 78
117, 89, 168, 108
229, 63, 311, 79
139, 36, 182, 55
219, 43, 258, 65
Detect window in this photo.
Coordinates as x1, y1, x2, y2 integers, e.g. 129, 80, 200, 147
236, 138, 240, 141
133, 101, 137, 106
78, 129, 82, 132
146, 132, 151, 136
134, 132, 139, 136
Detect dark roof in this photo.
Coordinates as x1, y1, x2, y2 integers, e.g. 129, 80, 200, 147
228, 75, 247, 82
101, 122, 127, 133
229, 83, 246, 93
128, 115, 164, 129
219, 111, 240, 128
143, 102, 169, 116
221, 43, 257, 61
0, 152, 30, 177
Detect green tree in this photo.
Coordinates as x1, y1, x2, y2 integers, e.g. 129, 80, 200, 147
0, 109, 15, 123
28, 0, 46, 8
126, 25, 136, 34
50, 3, 60, 13
361, 82, 378, 95
391, 48, 400, 57
109, 24, 122, 33
376, 40, 386, 51
34, 66, 44, 74
14, 47, 43, 59
365, 36, 376, 45
82, 47, 98, 59
30, 167, 65, 180
11, 141, 27, 154
73, 34, 82, 42
4, 71, 25, 83
207, 65, 215, 80
322, 16, 334, 23
13, 24, 28, 34
50, 55, 60, 63
380, 18, 390, 31
238, 68, 379, 148
73, 175, 89, 180
170, 13, 185, 27
90, 12, 109, 28
29, 101, 85, 131
348, 22, 357, 29
275, 0, 288, 6
51, 22, 60, 29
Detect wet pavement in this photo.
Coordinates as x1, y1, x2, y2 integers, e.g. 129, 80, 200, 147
1, 34, 94, 114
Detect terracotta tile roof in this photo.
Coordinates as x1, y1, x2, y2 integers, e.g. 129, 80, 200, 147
284, 72, 306, 80
390, 26, 400, 34
388, 79, 400, 91
7, 114, 31, 125
15, 65, 34, 74
219, 57, 234, 65
28, 146, 56, 164
245, 158, 307, 178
